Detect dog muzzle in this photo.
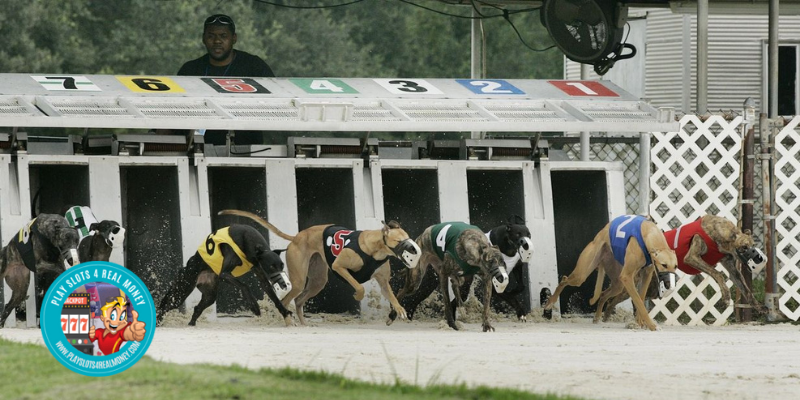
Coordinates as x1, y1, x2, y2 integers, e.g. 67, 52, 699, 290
106, 226, 126, 249
657, 271, 677, 299
268, 271, 292, 300
517, 237, 533, 263
738, 247, 767, 276
62, 249, 80, 270
392, 239, 422, 269
489, 265, 509, 293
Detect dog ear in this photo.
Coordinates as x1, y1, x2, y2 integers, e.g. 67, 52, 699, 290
272, 249, 286, 255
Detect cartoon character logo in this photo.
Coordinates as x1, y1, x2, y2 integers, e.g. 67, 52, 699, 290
89, 296, 147, 355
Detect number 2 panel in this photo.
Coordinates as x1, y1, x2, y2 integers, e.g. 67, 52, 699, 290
456, 79, 525, 95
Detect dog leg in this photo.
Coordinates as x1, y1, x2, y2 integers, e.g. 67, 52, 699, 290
600, 265, 651, 322
157, 256, 205, 325
439, 269, 458, 331
0, 265, 30, 328
718, 257, 766, 313
189, 275, 219, 326
292, 254, 329, 326
393, 265, 438, 323
633, 266, 655, 327
282, 245, 310, 326
448, 275, 472, 323
494, 263, 529, 321
371, 264, 407, 325
330, 254, 366, 301
219, 273, 261, 317
593, 278, 626, 323
482, 275, 495, 332
543, 240, 607, 310
684, 235, 734, 309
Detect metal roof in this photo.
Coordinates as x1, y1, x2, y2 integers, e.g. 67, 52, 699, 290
0, 74, 676, 133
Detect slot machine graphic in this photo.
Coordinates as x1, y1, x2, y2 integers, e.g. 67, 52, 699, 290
61, 293, 93, 355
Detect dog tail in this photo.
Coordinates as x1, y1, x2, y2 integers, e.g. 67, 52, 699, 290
217, 210, 296, 241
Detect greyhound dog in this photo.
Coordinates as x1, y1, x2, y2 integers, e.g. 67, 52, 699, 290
64, 206, 125, 262
218, 209, 422, 327
393, 220, 533, 322
0, 214, 80, 327
156, 224, 292, 326
542, 215, 678, 331
392, 222, 509, 332
597, 214, 767, 321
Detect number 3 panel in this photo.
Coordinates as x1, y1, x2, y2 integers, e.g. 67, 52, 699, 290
373, 79, 444, 95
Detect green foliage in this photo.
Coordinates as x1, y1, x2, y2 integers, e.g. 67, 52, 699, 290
0, 339, 586, 400
0, 0, 562, 78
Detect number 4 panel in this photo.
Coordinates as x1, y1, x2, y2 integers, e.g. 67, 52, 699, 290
290, 78, 358, 94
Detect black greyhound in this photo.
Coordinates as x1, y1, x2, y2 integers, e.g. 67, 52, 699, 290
0, 214, 80, 327
63, 206, 125, 263
78, 220, 125, 262
157, 224, 292, 326
393, 217, 533, 322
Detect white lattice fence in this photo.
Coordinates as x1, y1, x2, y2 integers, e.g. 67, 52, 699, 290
649, 115, 743, 325
775, 116, 800, 320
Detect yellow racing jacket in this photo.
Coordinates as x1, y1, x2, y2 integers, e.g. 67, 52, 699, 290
197, 227, 253, 277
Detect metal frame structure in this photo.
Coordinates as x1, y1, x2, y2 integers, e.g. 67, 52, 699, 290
0, 75, 674, 326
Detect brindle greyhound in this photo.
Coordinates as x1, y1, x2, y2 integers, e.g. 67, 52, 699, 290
392, 220, 532, 322
542, 215, 678, 331
392, 222, 509, 332
217, 210, 421, 327
0, 214, 80, 327
596, 214, 767, 321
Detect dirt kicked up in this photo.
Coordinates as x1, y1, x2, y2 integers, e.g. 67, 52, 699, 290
3, 309, 799, 400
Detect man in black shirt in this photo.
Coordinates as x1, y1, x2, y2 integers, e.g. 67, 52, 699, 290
178, 14, 274, 78
179, 14, 274, 145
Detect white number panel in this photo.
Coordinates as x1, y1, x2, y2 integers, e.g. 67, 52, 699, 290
373, 79, 444, 95
32, 75, 101, 91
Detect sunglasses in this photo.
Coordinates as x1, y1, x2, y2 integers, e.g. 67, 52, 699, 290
205, 15, 233, 25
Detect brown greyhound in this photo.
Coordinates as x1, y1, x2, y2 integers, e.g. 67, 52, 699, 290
542, 215, 678, 331
217, 210, 421, 326
596, 214, 767, 321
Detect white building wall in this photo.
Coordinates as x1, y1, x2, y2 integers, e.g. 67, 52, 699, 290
566, 10, 800, 115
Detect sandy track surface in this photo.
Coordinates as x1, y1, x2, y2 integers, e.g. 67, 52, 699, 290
3, 313, 799, 400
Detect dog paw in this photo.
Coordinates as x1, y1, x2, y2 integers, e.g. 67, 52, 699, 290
518, 315, 527, 323
482, 324, 495, 332
353, 286, 365, 301
396, 307, 408, 321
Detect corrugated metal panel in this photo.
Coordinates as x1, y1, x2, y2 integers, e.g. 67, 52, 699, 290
646, 11, 686, 112
645, 10, 800, 114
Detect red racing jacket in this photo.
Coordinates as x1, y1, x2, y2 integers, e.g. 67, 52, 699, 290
663, 218, 726, 275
